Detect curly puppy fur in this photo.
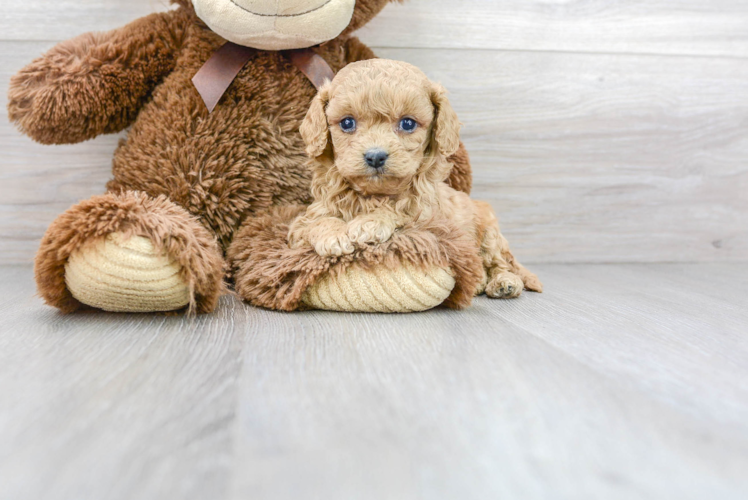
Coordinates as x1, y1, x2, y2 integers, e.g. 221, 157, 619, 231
288, 60, 542, 298
7, 0, 473, 313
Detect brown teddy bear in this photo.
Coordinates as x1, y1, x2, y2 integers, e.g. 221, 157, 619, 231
8, 0, 473, 314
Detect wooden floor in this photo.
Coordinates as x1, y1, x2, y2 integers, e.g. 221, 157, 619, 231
0, 263, 746, 500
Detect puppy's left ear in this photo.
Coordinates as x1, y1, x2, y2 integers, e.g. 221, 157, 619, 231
430, 83, 461, 158
300, 85, 331, 158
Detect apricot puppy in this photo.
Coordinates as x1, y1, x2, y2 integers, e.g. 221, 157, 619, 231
288, 59, 542, 298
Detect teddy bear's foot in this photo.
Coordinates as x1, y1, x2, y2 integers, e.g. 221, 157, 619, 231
485, 272, 525, 299
302, 262, 455, 313
64, 232, 191, 313
35, 191, 225, 314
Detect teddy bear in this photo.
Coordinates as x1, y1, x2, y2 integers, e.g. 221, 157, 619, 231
7, 0, 474, 314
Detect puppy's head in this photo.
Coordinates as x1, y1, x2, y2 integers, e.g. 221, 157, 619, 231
300, 59, 461, 196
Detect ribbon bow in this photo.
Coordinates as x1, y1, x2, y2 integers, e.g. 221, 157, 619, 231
192, 42, 336, 113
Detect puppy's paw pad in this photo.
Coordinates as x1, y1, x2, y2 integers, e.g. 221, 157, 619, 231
486, 273, 524, 299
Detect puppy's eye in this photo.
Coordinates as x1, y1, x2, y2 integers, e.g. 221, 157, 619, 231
340, 117, 357, 133
399, 118, 418, 133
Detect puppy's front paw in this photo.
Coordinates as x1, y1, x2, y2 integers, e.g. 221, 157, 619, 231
347, 218, 395, 246
287, 230, 305, 250
485, 272, 524, 299
313, 233, 355, 257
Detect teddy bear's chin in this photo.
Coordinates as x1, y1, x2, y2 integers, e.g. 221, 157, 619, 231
192, 0, 356, 50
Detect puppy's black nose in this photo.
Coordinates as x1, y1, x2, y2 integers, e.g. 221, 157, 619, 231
364, 149, 389, 169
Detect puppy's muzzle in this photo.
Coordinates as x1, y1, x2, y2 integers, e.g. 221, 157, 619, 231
364, 148, 389, 171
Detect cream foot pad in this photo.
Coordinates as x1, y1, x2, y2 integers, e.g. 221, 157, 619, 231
65, 232, 191, 313
301, 262, 455, 313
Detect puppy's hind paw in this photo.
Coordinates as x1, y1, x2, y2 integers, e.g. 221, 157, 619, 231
313, 233, 355, 257
521, 272, 543, 293
485, 272, 524, 299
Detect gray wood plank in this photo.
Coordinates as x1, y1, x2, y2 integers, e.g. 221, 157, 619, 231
3, 0, 167, 41
227, 263, 748, 500
4, 0, 748, 58
1, 264, 747, 500
0, 267, 248, 500
360, 0, 748, 58
3, 42, 746, 264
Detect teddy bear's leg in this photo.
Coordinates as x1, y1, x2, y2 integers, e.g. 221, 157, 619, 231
35, 192, 224, 314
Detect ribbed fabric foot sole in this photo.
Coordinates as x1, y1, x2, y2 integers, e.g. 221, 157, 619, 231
301, 262, 455, 313
65, 232, 191, 313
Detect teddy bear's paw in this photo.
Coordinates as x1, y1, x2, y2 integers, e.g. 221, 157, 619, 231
302, 262, 455, 313
485, 272, 525, 299
346, 217, 395, 246
313, 233, 355, 257
64, 232, 191, 313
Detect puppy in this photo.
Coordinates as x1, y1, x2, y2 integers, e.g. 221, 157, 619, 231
288, 59, 542, 298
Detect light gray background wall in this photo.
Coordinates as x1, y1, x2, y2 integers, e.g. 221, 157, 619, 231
2, 0, 747, 263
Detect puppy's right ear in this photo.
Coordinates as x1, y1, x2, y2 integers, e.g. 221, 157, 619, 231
300, 86, 331, 158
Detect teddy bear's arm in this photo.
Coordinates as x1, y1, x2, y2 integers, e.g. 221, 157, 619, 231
7, 10, 190, 145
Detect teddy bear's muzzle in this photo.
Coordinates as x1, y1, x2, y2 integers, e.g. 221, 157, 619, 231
230, 0, 334, 17
192, 0, 356, 50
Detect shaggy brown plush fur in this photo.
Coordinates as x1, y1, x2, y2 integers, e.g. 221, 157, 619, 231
8, 0, 473, 313
227, 205, 483, 311
35, 192, 225, 314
